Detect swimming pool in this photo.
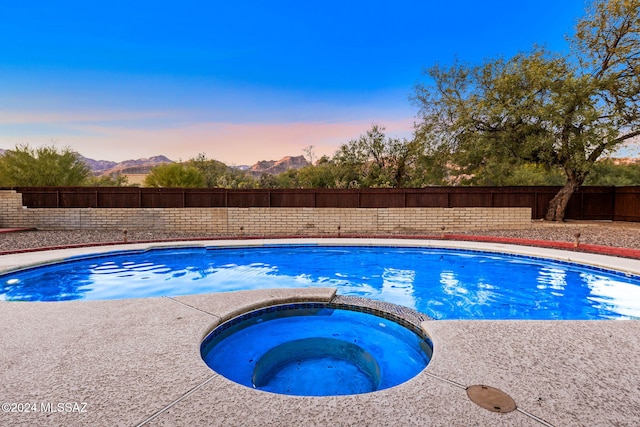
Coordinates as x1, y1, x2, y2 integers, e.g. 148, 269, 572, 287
2, 244, 640, 320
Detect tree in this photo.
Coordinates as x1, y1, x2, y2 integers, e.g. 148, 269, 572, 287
257, 173, 279, 188
413, 0, 640, 220
585, 159, 640, 185
185, 153, 258, 188
0, 144, 90, 186
214, 167, 256, 188
143, 163, 205, 187
87, 174, 130, 186
187, 153, 229, 187
295, 157, 343, 188
333, 124, 424, 188
302, 145, 317, 165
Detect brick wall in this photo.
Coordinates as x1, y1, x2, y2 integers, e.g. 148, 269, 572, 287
0, 190, 29, 228
0, 190, 531, 234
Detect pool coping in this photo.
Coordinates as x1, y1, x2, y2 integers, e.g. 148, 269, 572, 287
1, 239, 640, 426
199, 297, 433, 396
2, 233, 640, 260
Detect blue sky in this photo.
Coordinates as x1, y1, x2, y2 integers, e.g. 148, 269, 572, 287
0, 0, 588, 164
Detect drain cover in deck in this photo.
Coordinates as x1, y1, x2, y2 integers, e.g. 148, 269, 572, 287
466, 385, 517, 413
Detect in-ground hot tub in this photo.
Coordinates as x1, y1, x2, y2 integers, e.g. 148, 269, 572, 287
200, 302, 433, 396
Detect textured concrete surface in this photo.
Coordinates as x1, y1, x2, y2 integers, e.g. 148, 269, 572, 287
2, 292, 640, 426
0, 289, 336, 427
1, 239, 640, 426
421, 320, 640, 426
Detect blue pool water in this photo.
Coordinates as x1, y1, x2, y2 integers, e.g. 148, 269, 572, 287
2, 245, 640, 320
200, 304, 432, 396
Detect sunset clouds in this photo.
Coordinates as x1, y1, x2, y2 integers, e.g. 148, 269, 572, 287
0, 106, 415, 164
0, 0, 584, 164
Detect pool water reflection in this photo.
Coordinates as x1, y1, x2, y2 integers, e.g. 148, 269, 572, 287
2, 245, 640, 320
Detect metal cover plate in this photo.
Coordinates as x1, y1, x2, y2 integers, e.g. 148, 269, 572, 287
466, 384, 517, 413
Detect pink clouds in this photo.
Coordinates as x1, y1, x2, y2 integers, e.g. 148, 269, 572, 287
0, 111, 416, 164
201, 119, 415, 163
0, 109, 168, 126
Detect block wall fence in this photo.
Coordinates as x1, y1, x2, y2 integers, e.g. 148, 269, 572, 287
0, 190, 531, 234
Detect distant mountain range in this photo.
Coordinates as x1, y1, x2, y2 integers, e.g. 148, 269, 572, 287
2, 148, 639, 178
77, 154, 174, 176
83, 154, 310, 177
0, 148, 165, 175
0, 148, 309, 176
73, 152, 309, 178
246, 155, 309, 177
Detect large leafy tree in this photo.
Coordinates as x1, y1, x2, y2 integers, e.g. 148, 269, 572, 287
413, 0, 640, 220
0, 144, 90, 186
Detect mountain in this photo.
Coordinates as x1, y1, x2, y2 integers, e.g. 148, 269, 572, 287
610, 157, 640, 165
77, 155, 118, 174
80, 155, 174, 176
247, 155, 310, 177
0, 150, 173, 176
0, 148, 307, 177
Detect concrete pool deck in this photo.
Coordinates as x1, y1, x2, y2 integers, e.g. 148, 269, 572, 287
1, 238, 640, 426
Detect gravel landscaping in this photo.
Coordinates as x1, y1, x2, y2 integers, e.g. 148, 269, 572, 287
1, 220, 639, 252
461, 220, 640, 249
